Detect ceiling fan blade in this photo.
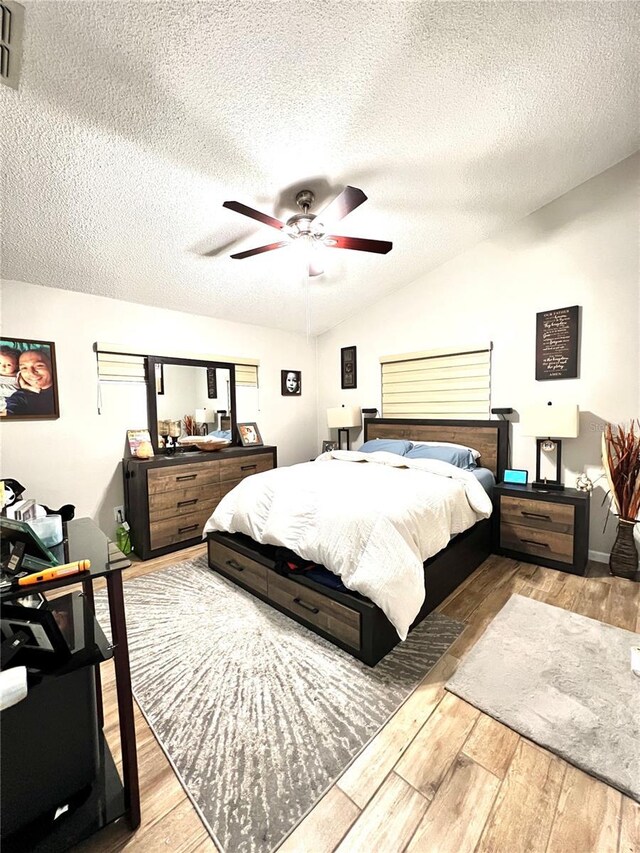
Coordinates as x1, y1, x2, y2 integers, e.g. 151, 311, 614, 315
230, 241, 290, 260
324, 235, 393, 254
316, 186, 367, 225
223, 201, 286, 231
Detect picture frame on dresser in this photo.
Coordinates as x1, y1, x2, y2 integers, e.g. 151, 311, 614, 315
238, 422, 263, 447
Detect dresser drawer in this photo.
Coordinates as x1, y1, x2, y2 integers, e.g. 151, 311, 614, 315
219, 453, 273, 483
268, 573, 361, 650
220, 478, 241, 499
208, 538, 268, 596
500, 521, 573, 564
147, 460, 220, 493
500, 496, 574, 534
149, 508, 212, 550
149, 483, 221, 522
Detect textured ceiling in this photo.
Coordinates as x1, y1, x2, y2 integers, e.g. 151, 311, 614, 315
1, 2, 638, 335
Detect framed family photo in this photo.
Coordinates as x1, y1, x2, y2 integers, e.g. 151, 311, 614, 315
0, 337, 60, 420
281, 370, 302, 396
238, 422, 263, 447
341, 346, 357, 389
322, 440, 338, 453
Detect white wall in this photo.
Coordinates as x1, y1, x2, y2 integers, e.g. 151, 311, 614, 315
0, 281, 318, 538
317, 153, 640, 556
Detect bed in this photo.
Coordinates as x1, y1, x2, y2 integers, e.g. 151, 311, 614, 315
205, 418, 508, 665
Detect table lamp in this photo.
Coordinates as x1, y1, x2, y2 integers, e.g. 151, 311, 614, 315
521, 402, 579, 491
327, 405, 361, 450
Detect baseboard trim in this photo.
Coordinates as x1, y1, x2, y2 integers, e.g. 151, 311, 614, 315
588, 549, 610, 564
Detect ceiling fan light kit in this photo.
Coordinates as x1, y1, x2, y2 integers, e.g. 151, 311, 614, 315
222, 185, 392, 277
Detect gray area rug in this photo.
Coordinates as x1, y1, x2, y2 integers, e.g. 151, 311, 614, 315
446, 593, 640, 801
96, 556, 464, 852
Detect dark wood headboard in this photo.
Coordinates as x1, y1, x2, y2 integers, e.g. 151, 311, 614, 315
363, 418, 508, 480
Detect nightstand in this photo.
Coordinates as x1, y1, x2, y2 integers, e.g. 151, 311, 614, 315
493, 483, 590, 576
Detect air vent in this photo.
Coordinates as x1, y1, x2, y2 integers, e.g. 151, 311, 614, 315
0, 1, 24, 90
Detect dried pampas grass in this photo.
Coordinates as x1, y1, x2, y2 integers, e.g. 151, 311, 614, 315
602, 420, 640, 521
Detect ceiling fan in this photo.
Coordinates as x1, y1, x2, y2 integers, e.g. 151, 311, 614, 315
222, 186, 392, 277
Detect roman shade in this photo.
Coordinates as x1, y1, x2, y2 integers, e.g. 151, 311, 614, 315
380, 344, 492, 420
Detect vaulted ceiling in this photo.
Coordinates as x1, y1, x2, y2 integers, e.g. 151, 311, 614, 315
1, 2, 638, 334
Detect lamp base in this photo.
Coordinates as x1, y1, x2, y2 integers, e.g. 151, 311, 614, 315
337, 428, 351, 451
531, 480, 565, 492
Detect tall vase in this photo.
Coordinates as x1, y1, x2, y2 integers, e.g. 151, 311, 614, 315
609, 519, 639, 580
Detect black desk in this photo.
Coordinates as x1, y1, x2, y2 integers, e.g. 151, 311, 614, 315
1, 518, 140, 849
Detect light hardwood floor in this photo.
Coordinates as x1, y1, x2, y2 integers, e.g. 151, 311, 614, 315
75, 548, 640, 853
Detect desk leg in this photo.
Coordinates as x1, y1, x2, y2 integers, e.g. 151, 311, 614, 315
81, 578, 104, 729
106, 570, 141, 830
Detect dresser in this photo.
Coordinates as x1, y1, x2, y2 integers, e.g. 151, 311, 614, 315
123, 446, 277, 560
493, 483, 590, 575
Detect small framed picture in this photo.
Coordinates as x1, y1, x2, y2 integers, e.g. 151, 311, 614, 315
207, 367, 217, 399
322, 440, 338, 453
238, 422, 263, 447
281, 370, 301, 396
0, 337, 60, 420
155, 362, 164, 395
341, 346, 357, 390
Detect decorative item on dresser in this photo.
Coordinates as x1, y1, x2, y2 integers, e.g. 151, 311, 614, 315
123, 446, 276, 560
493, 482, 590, 576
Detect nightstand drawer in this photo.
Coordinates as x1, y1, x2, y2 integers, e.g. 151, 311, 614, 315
500, 521, 573, 564
501, 496, 574, 534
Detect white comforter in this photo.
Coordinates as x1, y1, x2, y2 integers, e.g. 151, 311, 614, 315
204, 451, 493, 639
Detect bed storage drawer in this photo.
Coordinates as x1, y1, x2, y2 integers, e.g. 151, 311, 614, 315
268, 573, 361, 650
219, 453, 274, 483
208, 537, 268, 595
148, 460, 220, 492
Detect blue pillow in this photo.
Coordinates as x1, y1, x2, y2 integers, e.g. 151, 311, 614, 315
358, 439, 413, 455
405, 444, 477, 470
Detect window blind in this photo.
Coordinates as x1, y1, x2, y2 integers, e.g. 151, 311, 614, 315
96, 352, 146, 383
380, 344, 492, 419
94, 343, 259, 386
235, 364, 258, 387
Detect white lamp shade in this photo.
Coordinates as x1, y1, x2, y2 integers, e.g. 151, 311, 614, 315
521, 403, 579, 438
195, 408, 216, 423
327, 405, 361, 429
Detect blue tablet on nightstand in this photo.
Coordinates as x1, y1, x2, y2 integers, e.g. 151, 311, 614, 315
503, 469, 528, 485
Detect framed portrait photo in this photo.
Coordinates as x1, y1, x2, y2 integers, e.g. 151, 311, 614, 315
341, 346, 357, 390
238, 422, 263, 447
281, 369, 302, 396
0, 337, 60, 420
322, 440, 338, 453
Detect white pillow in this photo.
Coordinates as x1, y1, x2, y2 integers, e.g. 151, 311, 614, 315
411, 440, 481, 459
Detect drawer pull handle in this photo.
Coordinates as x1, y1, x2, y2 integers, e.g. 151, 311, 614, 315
241, 464, 257, 471
225, 559, 245, 572
521, 538, 549, 548
178, 524, 198, 534
177, 474, 197, 481
177, 499, 198, 507
293, 597, 320, 615
521, 511, 551, 521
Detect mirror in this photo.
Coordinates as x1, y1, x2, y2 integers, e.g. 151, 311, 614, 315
147, 357, 237, 452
